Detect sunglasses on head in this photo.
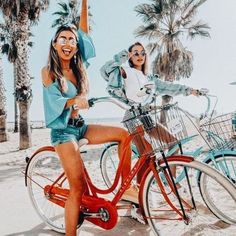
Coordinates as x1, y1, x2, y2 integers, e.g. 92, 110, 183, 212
133, 51, 146, 57
57, 37, 77, 46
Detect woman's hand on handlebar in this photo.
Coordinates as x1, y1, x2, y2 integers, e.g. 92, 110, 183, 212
74, 96, 89, 109
191, 88, 209, 96
191, 89, 200, 96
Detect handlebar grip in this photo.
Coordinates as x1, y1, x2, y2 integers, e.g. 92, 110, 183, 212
198, 88, 209, 96
88, 98, 95, 107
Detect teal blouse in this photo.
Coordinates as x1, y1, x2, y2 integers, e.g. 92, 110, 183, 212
78, 29, 96, 68
43, 29, 95, 129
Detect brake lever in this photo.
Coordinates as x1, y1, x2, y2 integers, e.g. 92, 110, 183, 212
88, 98, 96, 107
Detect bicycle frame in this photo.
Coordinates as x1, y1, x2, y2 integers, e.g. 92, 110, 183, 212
25, 95, 236, 234
25, 132, 196, 230
196, 149, 236, 181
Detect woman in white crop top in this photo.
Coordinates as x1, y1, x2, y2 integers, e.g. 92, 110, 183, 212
101, 42, 199, 184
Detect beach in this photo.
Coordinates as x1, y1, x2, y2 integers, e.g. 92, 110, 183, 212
0, 128, 236, 236
0, 128, 151, 236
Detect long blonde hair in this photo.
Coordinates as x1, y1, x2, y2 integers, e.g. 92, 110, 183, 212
47, 25, 88, 95
128, 42, 148, 75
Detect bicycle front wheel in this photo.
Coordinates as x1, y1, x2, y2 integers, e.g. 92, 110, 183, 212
141, 157, 236, 236
26, 148, 67, 233
204, 153, 236, 184
200, 154, 236, 223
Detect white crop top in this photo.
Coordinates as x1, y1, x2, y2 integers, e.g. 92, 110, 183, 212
122, 66, 148, 103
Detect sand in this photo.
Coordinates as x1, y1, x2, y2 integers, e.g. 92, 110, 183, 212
0, 128, 236, 236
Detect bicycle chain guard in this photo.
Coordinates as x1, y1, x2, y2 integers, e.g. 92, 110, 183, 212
82, 195, 118, 230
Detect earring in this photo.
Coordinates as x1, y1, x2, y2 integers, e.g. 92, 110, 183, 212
74, 54, 77, 64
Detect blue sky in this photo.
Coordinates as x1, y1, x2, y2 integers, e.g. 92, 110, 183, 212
2, 0, 236, 122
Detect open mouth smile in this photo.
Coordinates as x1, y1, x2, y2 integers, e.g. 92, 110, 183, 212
62, 48, 72, 56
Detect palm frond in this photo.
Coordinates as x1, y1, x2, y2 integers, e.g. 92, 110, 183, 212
1, 43, 9, 54
171, 30, 183, 39
146, 42, 161, 56
195, 0, 208, 9
27, 41, 34, 47
51, 18, 65, 28
134, 24, 158, 39
28, 31, 34, 37
188, 21, 210, 39
134, 4, 158, 24
181, 0, 207, 23
53, 11, 69, 17
58, 2, 69, 13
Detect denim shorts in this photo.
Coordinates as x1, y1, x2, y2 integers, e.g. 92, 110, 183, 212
50, 124, 88, 146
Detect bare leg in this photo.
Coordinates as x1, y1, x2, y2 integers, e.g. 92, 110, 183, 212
84, 124, 132, 182
55, 141, 85, 236
84, 124, 138, 202
149, 124, 179, 177
132, 126, 153, 184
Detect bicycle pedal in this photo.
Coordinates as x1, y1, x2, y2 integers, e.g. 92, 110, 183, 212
130, 205, 146, 225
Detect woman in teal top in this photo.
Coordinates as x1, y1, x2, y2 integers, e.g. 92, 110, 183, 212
41, 1, 134, 235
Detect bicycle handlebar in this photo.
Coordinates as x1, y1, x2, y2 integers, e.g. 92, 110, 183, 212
88, 96, 131, 110
88, 87, 218, 122
198, 91, 218, 121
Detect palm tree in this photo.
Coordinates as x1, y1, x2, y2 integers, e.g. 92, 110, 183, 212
0, 0, 49, 149
0, 18, 34, 133
52, 1, 80, 28
134, 0, 210, 104
52, 0, 92, 29
0, 54, 7, 142
1, 18, 19, 133
0, 21, 10, 142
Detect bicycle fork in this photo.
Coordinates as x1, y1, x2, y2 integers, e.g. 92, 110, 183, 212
152, 153, 196, 224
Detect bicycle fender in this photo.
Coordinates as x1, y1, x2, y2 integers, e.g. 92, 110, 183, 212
24, 146, 55, 187
202, 149, 236, 163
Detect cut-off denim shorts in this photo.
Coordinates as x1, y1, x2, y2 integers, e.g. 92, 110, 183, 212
50, 124, 88, 146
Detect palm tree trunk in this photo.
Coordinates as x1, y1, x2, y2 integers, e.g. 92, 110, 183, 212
18, 100, 31, 148
15, 11, 32, 149
0, 56, 8, 142
13, 63, 19, 133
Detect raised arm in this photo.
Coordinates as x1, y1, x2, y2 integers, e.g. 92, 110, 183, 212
79, 0, 89, 33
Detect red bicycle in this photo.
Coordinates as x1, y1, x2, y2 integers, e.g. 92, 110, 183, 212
25, 96, 236, 235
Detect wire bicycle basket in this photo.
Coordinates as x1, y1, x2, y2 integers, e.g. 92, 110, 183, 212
122, 103, 188, 156
200, 112, 236, 150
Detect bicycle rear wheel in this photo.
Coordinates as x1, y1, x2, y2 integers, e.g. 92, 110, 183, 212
26, 148, 68, 233
141, 157, 236, 236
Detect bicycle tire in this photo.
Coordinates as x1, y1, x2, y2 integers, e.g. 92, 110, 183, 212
141, 157, 236, 236
26, 148, 83, 233
199, 154, 236, 223
100, 143, 137, 192
204, 153, 236, 184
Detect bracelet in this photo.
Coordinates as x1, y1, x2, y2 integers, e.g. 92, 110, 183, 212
72, 104, 79, 110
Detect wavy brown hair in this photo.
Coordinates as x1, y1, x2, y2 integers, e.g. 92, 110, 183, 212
47, 25, 88, 95
128, 42, 148, 75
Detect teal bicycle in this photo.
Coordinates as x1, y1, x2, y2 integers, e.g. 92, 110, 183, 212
100, 93, 236, 190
